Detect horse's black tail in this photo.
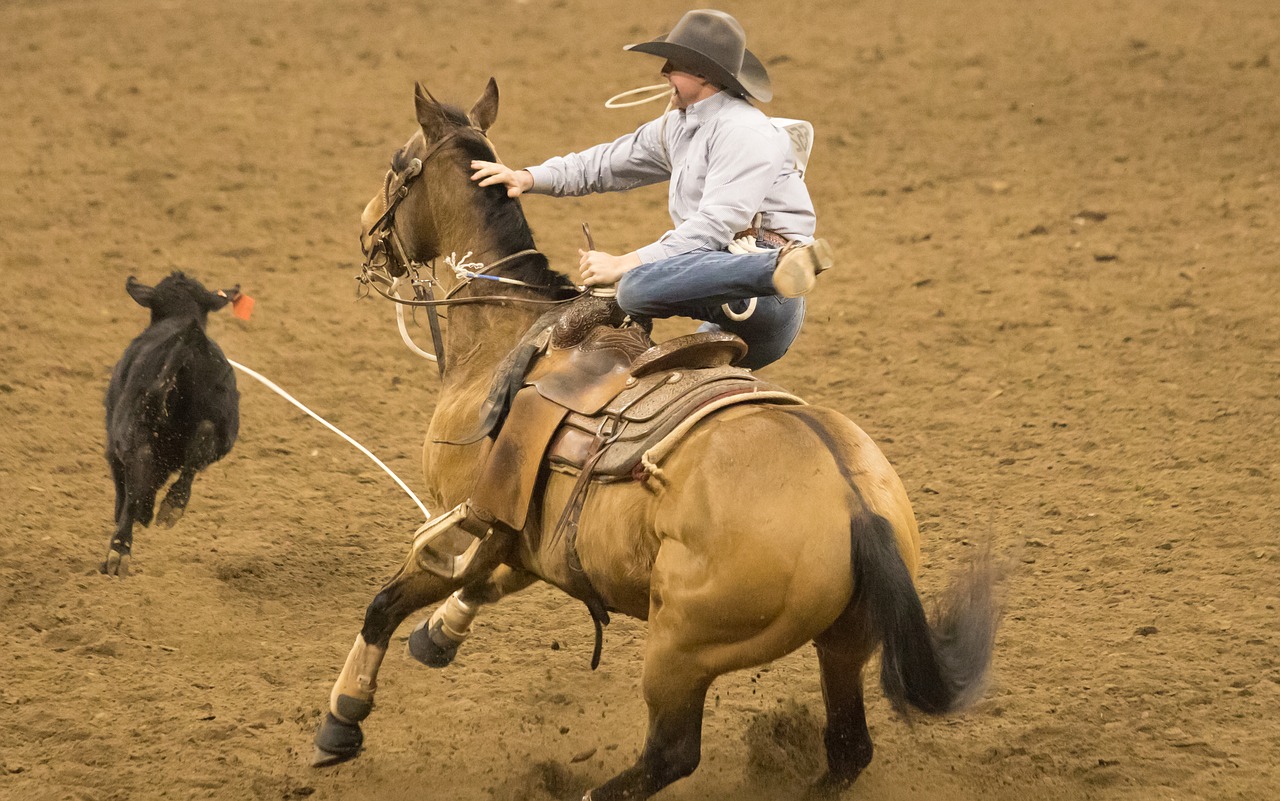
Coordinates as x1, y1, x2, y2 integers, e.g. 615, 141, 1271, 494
851, 509, 1001, 716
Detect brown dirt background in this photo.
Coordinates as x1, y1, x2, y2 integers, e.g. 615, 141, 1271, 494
2, 1, 1277, 799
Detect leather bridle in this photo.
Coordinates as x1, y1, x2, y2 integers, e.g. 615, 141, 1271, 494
361, 130, 461, 285
358, 128, 578, 376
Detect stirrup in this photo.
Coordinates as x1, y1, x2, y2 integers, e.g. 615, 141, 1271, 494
411, 503, 493, 579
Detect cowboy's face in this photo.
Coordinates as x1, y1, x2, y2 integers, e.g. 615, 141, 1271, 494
662, 60, 715, 109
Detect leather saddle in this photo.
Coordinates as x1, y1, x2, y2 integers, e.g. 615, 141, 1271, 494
463, 295, 804, 532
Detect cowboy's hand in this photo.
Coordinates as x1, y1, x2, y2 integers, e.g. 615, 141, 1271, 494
579, 249, 641, 287
470, 160, 534, 198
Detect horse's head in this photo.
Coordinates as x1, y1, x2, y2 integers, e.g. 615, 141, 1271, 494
358, 80, 574, 377
360, 79, 512, 289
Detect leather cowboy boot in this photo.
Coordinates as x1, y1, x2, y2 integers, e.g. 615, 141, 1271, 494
772, 238, 835, 297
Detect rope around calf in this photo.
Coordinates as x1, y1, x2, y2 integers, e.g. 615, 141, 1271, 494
227, 359, 432, 521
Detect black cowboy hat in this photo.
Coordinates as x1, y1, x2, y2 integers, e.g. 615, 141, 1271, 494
624, 9, 772, 102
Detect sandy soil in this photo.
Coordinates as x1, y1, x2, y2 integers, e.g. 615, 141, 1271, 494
2, 1, 1277, 799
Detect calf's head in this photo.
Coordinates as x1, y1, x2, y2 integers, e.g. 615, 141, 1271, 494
126, 272, 238, 328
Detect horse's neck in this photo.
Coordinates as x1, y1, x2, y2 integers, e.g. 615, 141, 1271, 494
444, 303, 537, 383
430, 224, 543, 436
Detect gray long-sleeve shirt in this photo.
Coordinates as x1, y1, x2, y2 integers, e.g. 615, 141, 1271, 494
524, 91, 816, 263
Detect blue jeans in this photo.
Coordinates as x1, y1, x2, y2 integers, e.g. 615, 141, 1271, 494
615, 246, 805, 370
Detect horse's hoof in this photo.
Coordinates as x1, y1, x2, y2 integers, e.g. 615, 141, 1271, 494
408, 617, 459, 668
310, 746, 350, 768
312, 712, 363, 766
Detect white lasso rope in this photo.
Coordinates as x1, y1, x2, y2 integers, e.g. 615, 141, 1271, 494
228, 359, 432, 521
444, 251, 484, 279
444, 251, 545, 287
605, 83, 673, 108
390, 276, 439, 363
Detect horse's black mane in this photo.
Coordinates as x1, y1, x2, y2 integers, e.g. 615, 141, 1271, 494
392, 102, 573, 295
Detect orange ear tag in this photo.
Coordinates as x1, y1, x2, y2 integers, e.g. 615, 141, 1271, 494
231, 292, 255, 321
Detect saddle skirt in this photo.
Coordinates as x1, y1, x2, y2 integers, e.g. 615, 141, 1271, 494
467, 295, 805, 531
547, 363, 803, 482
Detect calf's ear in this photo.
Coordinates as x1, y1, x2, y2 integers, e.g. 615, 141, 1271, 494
125, 276, 155, 308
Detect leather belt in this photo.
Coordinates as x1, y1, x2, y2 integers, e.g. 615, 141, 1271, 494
733, 226, 790, 249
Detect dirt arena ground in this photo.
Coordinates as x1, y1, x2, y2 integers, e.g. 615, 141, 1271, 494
2, 1, 1277, 799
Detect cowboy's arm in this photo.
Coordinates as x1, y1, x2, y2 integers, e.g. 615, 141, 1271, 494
634, 124, 783, 263
521, 117, 670, 197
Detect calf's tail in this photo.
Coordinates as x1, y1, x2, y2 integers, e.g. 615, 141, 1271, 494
851, 510, 1001, 715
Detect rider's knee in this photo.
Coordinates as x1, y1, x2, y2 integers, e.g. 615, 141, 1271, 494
616, 268, 674, 318
615, 271, 648, 316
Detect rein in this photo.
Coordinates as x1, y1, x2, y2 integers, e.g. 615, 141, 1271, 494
360, 251, 575, 309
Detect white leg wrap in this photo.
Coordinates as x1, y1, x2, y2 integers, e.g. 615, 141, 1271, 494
329, 634, 387, 722
430, 591, 478, 644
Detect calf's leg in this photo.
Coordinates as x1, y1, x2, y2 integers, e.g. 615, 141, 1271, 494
103, 448, 162, 577
157, 420, 219, 527
102, 458, 135, 577
155, 470, 195, 528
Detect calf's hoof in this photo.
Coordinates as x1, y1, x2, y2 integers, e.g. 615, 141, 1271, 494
101, 551, 131, 578
408, 617, 459, 668
155, 498, 186, 528
806, 771, 858, 799
312, 712, 363, 766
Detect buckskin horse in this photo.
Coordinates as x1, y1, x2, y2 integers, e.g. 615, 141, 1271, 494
312, 80, 1001, 800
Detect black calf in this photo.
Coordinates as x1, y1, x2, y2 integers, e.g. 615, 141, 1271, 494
103, 272, 240, 576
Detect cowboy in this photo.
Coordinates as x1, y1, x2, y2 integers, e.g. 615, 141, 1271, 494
470, 8, 832, 370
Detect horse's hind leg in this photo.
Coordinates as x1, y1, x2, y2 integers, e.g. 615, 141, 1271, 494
157, 420, 217, 527
810, 621, 878, 795
587, 632, 714, 801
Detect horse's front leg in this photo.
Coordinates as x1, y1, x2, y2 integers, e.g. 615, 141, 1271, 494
312, 505, 507, 766
408, 564, 538, 667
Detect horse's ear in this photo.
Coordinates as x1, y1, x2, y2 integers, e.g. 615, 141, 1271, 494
414, 81, 449, 141
469, 77, 499, 134
125, 276, 154, 308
